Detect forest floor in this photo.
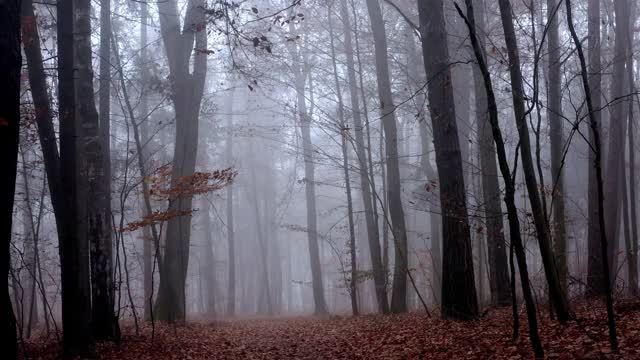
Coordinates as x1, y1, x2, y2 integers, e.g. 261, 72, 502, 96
24, 300, 640, 359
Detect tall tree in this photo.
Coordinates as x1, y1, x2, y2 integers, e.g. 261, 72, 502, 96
154, 0, 207, 321
497, 0, 571, 322
91, 0, 117, 340
471, 0, 511, 307
365, 0, 410, 313
604, 0, 631, 285
339, 0, 389, 314
328, 2, 358, 315
225, 83, 236, 317
286, 16, 328, 315
456, 1, 543, 355
58, 0, 94, 354
418, 0, 478, 320
566, 0, 618, 349
0, 0, 21, 357
547, 0, 568, 291
586, 0, 605, 297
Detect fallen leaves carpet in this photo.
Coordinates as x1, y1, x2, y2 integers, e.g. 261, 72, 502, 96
25, 300, 640, 359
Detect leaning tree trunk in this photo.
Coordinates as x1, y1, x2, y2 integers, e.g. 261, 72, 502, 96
0, 1, 21, 357
154, 0, 207, 321
456, 1, 543, 355
496, 0, 571, 322
471, 0, 511, 307
586, 0, 605, 297
566, 0, 618, 349
418, 0, 478, 320
58, 0, 94, 355
339, 0, 389, 314
365, 0, 410, 313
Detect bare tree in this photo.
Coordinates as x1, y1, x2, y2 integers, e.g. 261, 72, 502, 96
496, 0, 571, 322
418, 0, 478, 320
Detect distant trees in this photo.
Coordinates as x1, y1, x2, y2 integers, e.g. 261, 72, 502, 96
0, 1, 21, 357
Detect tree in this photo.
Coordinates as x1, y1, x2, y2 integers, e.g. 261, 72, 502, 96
225, 82, 236, 317
0, 0, 21, 357
547, 0, 568, 291
604, 0, 631, 284
417, 0, 478, 320
496, 0, 571, 322
154, 0, 208, 321
327, 2, 358, 315
471, 0, 511, 307
565, 0, 618, 349
456, 1, 543, 355
58, 0, 94, 354
339, 0, 389, 314
91, 0, 117, 340
365, 0, 410, 313
586, 0, 605, 297
286, 13, 328, 315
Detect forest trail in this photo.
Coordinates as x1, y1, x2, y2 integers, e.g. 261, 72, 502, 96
25, 301, 640, 359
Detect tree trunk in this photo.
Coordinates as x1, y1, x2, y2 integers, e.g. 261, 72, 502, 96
586, 0, 605, 297
58, 0, 94, 354
0, 1, 21, 356
604, 0, 631, 283
418, 0, 478, 320
628, 69, 639, 295
471, 0, 511, 307
154, 0, 207, 321
456, 1, 543, 355
90, 0, 117, 340
339, 0, 388, 314
286, 18, 328, 315
365, 0, 410, 313
496, 0, 571, 322
225, 83, 236, 317
565, 0, 618, 349
547, 0, 568, 292
327, 3, 358, 316
138, 0, 153, 321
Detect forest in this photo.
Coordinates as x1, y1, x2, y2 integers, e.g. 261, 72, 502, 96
2, 0, 640, 358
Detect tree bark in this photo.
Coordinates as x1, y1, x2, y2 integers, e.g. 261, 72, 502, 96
58, 0, 94, 354
547, 0, 568, 292
496, 0, 571, 322
418, 0, 478, 320
0, 1, 21, 356
365, 0, 410, 313
91, 0, 117, 340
